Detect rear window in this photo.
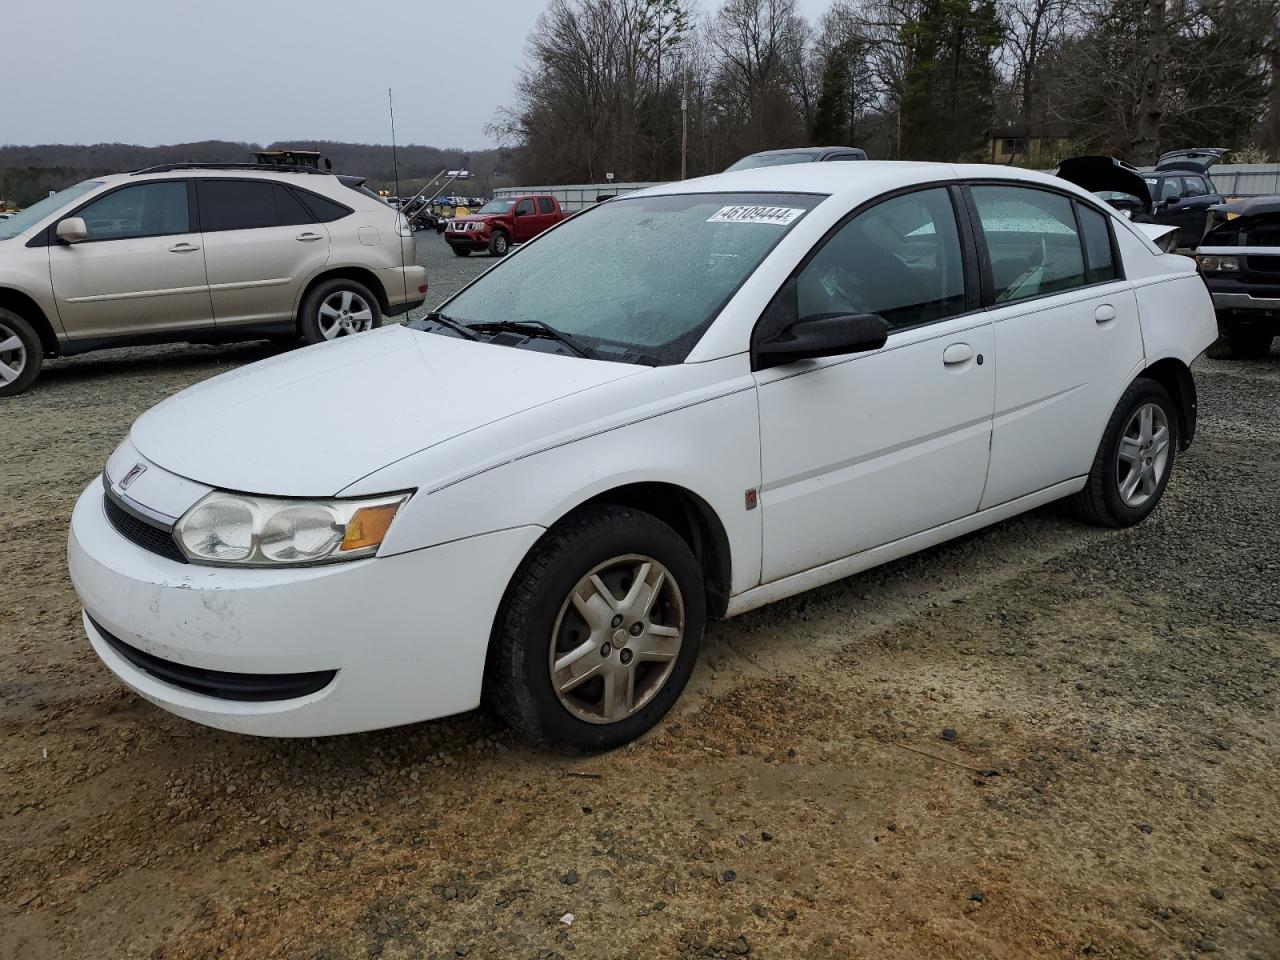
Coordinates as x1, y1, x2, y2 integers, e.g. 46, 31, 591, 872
538, 197, 556, 214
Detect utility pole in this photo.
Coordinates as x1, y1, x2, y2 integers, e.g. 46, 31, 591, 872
680, 81, 688, 180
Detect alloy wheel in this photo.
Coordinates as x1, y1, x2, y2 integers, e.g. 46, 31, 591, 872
494, 235, 509, 254
1115, 402, 1170, 507
549, 554, 685, 725
0, 321, 27, 386
316, 290, 374, 340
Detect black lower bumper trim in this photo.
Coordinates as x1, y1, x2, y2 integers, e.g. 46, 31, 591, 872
90, 616, 336, 702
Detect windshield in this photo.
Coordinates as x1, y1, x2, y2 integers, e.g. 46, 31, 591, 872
438, 191, 821, 364
475, 199, 515, 215
1203, 211, 1280, 247
0, 180, 102, 240
725, 152, 818, 172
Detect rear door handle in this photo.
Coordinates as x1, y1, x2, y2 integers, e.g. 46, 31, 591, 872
1095, 304, 1117, 324
168, 241, 200, 253
943, 343, 974, 365
296, 232, 324, 242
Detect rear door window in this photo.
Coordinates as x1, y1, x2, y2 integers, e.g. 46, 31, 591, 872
969, 185, 1087, 303
1076, 204, 1118, 284
538, 197, 556, 215
198, 180, 277, 231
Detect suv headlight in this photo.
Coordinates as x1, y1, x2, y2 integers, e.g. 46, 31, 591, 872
175, 491, 411, 566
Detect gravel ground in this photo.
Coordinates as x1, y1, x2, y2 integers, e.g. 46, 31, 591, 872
0, 236, 1277, 960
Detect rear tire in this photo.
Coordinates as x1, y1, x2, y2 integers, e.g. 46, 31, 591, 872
486, 505, 705, 752
1066, 377, 1178, 527
0, 308, 43, 398
1225, 326, 1274, 359
489, 231, 510, 257
298, 278, 382, 345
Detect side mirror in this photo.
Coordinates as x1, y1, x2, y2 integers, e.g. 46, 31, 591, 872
754, 313, 889, 370
56, 217, 88, 244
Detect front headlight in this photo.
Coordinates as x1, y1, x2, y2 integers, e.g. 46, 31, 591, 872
175, 491, 411, 566
1218, 256, 1240, 271
1197, 255, 1219, 272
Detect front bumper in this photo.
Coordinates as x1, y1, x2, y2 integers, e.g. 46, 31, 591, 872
68, 476, 543, 737
1211, 291, 1280, 315
446, 231, 490, 250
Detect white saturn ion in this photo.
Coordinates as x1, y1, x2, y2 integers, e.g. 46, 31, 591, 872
69, 163, 1216, 750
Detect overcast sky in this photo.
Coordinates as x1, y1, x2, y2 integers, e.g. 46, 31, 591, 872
6, 0, 833, 149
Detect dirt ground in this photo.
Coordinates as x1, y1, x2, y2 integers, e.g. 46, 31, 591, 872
1, 237, 1277, 960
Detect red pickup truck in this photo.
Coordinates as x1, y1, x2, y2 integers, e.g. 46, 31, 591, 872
445, 194, 565, 257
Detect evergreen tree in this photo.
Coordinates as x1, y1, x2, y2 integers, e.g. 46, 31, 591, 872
900, 0, 1004, 160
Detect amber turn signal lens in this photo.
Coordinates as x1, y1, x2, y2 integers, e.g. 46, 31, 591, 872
340, 503, 402, 552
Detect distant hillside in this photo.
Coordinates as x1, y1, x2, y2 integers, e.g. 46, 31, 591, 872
0, 140, 516, 206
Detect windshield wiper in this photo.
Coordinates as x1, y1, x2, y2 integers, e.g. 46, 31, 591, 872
419, 312, 479, 340
469, 319, 600, 360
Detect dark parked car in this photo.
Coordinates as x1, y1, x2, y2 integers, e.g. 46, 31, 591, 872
1195, 195, 1280, 359
724, 146, 868, 172
1056, 149, 1225, 248
1143, 148, 1226, 244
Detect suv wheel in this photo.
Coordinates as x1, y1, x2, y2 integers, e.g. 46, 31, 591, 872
1226, 326, 1274, 359
0, 308, 43, 398
489, 231, 510, 257
486, 505, 705, 751
299, 279, 382, 345
451, 246, 471, 257
1067, 377, 1178, 527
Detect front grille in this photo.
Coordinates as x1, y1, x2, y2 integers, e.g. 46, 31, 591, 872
1245, 256, 1280, 275
103, 489, 188, 564
90, 616, 337, 702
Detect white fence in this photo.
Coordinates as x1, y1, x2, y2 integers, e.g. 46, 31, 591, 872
1202, 164, 1280, 197
492, 182, 663, 211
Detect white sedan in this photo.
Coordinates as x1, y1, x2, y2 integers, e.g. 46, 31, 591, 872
68, 162, 1216, 750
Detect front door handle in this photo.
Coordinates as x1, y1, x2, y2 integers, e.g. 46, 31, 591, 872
168, 241, 200, 253
943, 343, 974, 365
1095, 304, 1117, 324
296, 232, 324, 242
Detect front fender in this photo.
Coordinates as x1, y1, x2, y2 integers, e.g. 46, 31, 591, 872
349, 357, 764, 595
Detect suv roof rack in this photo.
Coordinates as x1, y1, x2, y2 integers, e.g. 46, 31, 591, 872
131, 162, 329, 176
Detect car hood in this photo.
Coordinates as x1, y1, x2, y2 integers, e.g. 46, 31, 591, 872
128, 325, 643, 497
1056, 156, 1152, 210
453, 214, 499, 224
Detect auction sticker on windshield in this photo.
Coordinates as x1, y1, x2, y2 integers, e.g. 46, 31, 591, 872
707, 205, 804, 226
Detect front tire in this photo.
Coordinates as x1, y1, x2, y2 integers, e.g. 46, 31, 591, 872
486, 506, 705, 751
1225, 326, 1274, 359
451, 245, 471, 257
1067, 377, 1178, 527
489, 231, 510, 257
298, 279, 381, 345
0, 308, 43, 398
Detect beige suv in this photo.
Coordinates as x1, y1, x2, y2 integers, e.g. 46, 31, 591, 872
0, 164, 427, 396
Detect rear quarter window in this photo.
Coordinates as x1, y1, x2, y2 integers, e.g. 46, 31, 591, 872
295, 189, 353, 223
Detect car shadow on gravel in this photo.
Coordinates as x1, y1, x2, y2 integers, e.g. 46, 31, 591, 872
35, 340, 293, 389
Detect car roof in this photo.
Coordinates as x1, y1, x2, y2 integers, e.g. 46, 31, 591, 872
629, 160, 1089, 207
